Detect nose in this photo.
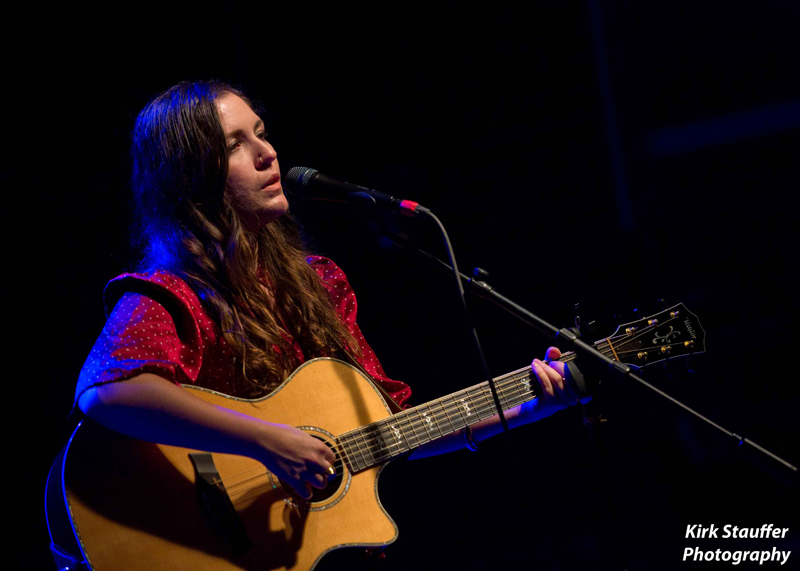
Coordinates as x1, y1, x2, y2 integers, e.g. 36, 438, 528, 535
255, 139, 277, 170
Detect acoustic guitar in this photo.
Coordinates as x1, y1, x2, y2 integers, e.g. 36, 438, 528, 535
46, 303, 704, 570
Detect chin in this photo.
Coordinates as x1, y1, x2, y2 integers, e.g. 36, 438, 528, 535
261, 208, 290, 227
257, 196, 290, 227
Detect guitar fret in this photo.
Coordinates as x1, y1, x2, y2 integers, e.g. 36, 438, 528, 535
391, 411, 412, 451
476, 384, 497, 420
416, 405, 434, 444
365, 424, 387, 465
436, 397, 455, 434
382, 417, 409, 456
483, 381, 509, 418
340, 432, 365, 472
501, 375, 518, 409
423, 400, 447, 440
359, 426, 380, 467
480, 383, 502, 416
414, 405, 437, 442
450, 393, 469, 430
428, 402, 446, 439
351, 428, 374, 471
516, 372, 534, 405
399, 410, 422, 449
375, 419, 395, 459
465, 387, 482, 423
401, 409, 423, 447
351, 431, 371, 472
437, 396, 458, 435
336, 436, 355, 472
503, 376, 520, 408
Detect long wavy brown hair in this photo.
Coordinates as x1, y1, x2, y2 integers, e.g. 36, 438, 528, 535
131, 81, 360, 396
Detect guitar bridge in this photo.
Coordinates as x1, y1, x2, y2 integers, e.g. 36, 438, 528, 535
189, 453, 252, 556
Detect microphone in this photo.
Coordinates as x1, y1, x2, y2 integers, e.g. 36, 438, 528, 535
285, 166, 430, 217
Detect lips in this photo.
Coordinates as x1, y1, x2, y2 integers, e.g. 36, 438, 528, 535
262, 174, 281, 190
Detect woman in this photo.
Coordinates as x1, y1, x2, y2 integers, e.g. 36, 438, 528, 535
76, 80, 583, 501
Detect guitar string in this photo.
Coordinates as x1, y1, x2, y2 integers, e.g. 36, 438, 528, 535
575, 312, 689, 355
219, 434, 352, 491
215, 428, 355, 491
604, 314, 686, 353
210, 319, 695, 492
558, 313, 689, 365
585, 315, 689, 360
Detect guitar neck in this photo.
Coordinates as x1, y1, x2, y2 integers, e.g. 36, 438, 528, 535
336, 360, 556, 472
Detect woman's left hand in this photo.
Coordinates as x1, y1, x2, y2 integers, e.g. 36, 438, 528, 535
514, 346, 585, 426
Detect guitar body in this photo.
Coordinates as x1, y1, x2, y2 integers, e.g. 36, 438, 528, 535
50, 358, 399, 571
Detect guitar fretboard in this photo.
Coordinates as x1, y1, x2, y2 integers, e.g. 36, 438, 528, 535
335, 365, 540, 472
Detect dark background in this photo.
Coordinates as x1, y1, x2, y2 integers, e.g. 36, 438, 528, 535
11, 1, 799, 569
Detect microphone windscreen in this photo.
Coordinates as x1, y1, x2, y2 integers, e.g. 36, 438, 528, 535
285, 166, 318, 195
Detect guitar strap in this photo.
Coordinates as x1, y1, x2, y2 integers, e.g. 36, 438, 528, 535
46, 444, 90, 570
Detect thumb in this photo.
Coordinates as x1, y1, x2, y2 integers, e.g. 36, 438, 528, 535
544, 346, 562, 362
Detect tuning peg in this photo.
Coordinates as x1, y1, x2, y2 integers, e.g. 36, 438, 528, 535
573, 302, 581, 334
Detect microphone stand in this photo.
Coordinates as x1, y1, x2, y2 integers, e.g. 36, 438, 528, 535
417, 210, 511, 434
379, 226, 799, 478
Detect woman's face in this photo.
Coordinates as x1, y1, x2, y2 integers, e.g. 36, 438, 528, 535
216, 93, 288, 230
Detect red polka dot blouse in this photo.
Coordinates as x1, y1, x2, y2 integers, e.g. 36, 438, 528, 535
75, 256, 412, 408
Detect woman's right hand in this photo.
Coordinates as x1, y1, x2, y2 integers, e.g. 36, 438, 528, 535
256, 423, 337, 499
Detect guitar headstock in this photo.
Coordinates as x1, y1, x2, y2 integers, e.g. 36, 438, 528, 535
602, 303, 706, 367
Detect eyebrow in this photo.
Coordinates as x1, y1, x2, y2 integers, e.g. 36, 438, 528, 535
225, 119, 264, 140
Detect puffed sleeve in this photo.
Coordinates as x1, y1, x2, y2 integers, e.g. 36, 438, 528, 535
74, 272, 205, 405
308, 256, 412, 408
